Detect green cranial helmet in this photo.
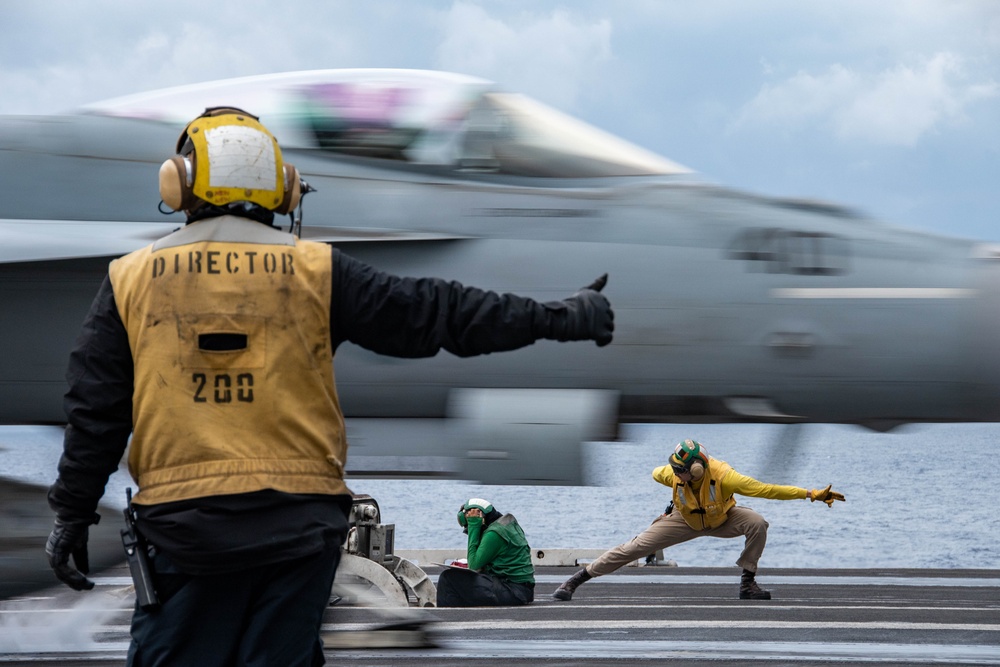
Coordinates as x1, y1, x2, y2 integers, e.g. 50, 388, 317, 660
669, 439, 703, 471
456, 497, 494, 528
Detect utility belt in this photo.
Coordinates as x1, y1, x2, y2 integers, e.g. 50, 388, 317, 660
121, 488, 160, 611
665, 502, 705, 515
664, 502, 708, 516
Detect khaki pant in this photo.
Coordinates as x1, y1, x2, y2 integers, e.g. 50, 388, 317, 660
585, 506, 769, 577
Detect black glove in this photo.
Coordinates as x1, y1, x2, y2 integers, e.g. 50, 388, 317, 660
544, 274, 614, 346
46, 516, 99, 591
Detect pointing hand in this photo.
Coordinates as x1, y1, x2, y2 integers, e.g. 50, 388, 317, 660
810, 484, 846, 507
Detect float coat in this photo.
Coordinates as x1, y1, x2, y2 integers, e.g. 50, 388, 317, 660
109, 216, 346, 505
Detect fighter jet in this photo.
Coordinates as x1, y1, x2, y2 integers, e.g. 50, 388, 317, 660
1, 68, 998, 488
2, 67, 997, 601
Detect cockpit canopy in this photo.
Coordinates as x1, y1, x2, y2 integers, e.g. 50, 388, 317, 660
83, 69, 690, 178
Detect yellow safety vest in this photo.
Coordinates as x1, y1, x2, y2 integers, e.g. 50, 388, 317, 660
109, 216, 348, 504
673, 458, 736, 530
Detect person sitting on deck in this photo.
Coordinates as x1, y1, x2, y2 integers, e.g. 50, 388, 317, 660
436, 498, 535, 607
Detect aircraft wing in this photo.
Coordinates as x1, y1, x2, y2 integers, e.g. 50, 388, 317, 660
0, 219, 470, 264
0, 220, 180, 264
298, 226, 471, 244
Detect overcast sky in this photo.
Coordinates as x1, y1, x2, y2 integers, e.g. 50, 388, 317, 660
2, 1, 998, 240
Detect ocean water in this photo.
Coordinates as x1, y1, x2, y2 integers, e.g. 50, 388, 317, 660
356, 422, 1000, 570
4, 422, 997, 570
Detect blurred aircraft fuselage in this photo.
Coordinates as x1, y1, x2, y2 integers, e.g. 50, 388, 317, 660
1, 69, 998, 485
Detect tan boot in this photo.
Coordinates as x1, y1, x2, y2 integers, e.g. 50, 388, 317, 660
552, 568, 592, 601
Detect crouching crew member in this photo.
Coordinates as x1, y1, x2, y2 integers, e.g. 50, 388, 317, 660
437, 498, 535, 607
553, 439, 845, 602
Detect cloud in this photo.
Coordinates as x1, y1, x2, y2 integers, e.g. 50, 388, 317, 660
732, 52, 999, 146
433, 2, 612, 112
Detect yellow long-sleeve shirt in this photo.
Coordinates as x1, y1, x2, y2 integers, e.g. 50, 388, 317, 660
652, 464, 808, 501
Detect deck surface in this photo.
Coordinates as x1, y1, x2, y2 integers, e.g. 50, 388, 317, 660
1, 564, 998, 666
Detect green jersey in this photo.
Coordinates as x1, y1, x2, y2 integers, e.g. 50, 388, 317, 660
465, 514, 534, 584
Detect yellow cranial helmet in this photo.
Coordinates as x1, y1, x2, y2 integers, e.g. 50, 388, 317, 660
159, 107, 302, 214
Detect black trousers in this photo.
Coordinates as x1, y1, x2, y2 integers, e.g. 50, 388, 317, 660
126, 545, 341, 667
436, 568, 534, 607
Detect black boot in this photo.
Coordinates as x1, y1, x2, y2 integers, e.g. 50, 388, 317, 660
739, 569, 771, 600
553, 568, 592, 601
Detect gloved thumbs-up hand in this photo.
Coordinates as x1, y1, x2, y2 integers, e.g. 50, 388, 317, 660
543, 273, 615, 347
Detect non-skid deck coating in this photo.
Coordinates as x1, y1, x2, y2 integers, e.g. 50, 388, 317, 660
1, 565, 998, 666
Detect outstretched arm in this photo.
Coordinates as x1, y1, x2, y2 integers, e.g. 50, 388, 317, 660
808, 484, 846, 507
721, 469, 809, 501
330, 249, 612, 357
723, 470, 845, 506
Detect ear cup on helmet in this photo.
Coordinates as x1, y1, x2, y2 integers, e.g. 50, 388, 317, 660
275, 163, 302, 215
158, 156, 197, 212
689, 461, 705, 480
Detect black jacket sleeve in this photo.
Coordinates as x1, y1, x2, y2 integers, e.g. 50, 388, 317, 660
47, 275, 134, 522
330, 248, 551, 358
